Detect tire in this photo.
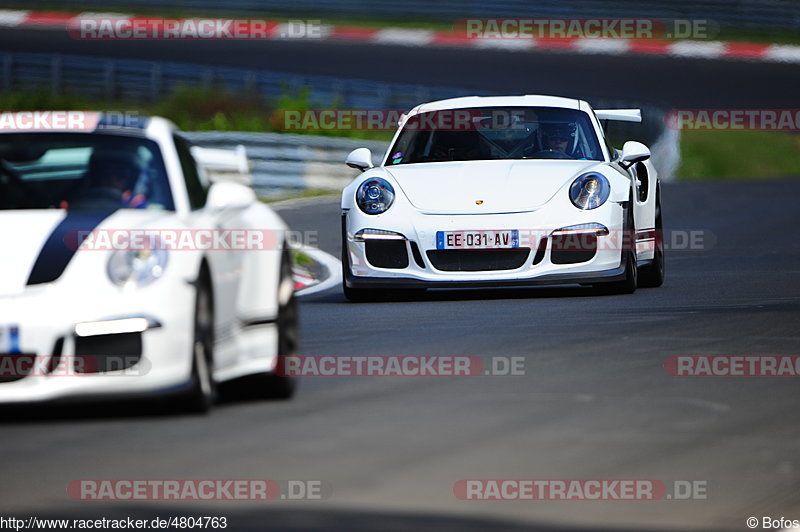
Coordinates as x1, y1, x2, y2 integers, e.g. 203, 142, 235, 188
596, 204, 638, 295
341, 225, 380, 302
266, 247, 298, 399
182, 267, 216, 413
343, 280, 379, 302
637, 189, 665, 288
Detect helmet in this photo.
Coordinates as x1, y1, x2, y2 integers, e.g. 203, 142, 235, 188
86, 148, 143, 190
541, 122, 575, 142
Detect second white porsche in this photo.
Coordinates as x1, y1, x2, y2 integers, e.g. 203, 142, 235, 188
341, 95, 664, 300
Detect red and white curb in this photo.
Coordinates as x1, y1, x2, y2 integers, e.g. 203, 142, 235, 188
292, 246, 342, 297
1, 9, 799, 64
292, 268, 317, 292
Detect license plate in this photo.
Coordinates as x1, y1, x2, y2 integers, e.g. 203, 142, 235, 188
436, 230, 519, 250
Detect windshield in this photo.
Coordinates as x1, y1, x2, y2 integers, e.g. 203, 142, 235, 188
0, 133, 174, 212
386, 106, 603, 165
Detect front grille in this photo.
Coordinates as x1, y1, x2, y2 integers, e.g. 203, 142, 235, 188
409, 241, 426, 268
46, 337, 65, 374
74, 332, 142, 373
0, 337, 65, 383
426, 248, 531, 272
550, 234, 598, 264
365, 240, 409, 269
532, 239, 547, 265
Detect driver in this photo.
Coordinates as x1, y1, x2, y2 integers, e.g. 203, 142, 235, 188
541, 123, 574, 155
70, 149, 146, 211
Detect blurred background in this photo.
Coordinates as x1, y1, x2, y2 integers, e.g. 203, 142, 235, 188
0, 0, 798, 199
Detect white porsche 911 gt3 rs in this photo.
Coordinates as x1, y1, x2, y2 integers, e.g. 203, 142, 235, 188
341, 95, 664, 301
0, 113, 296, 410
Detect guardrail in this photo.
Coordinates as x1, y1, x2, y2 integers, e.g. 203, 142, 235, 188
1, 52, 470, 109
16, 0, 800, 30
183, 131, 388, 197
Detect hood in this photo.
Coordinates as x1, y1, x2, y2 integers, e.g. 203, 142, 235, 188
385, 160, 600, 214
0, 209, 173, 297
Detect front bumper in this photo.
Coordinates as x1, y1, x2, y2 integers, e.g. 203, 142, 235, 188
0, 279, 195, 404
344, 200, 631, 289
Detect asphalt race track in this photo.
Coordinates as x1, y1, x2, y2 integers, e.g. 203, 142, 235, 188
1, 180, 799, 531
1, 27, 800, 107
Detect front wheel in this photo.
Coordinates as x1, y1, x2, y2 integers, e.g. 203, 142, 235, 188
595, 205, 637, 295
269, 247, 298, 398
182, 269, 216, 413
241, 246, 297, 400
598, 249, 638, 295
343, 281, 379, 302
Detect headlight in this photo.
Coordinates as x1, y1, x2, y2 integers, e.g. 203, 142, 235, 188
569, 172, 610, 210
107, 245, 168, 287
356, 178, 395, 215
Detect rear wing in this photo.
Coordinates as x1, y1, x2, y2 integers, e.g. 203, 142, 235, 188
594, 109, 642, 123
190, 145, 252, 186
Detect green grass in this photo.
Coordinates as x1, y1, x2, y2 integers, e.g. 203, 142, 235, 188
0, 86, 393, 140
262, 189, 339, 203
292, 250, 315, 266
678, 130, 800, 180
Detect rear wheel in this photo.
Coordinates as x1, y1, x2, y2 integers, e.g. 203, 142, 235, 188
638, 189, 665, 288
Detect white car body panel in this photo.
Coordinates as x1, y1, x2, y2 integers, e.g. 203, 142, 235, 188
0, 115, 288, 404
343, 95, 660, 291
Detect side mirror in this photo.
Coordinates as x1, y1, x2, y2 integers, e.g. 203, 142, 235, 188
206, 181, 256, 210
346, 148, 374, 172
620, 141, 650, 167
